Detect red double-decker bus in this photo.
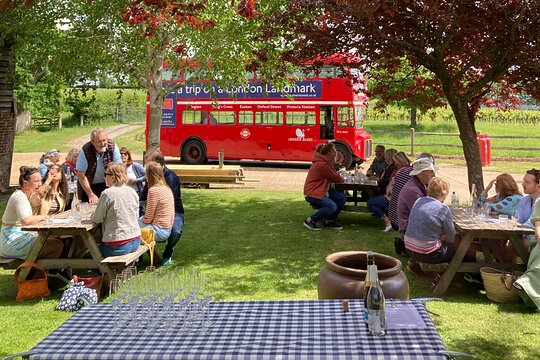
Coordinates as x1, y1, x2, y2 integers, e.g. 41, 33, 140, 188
148, 60, 372, 168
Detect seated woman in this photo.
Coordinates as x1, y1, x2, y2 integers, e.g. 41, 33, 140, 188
476, 173, 522, 216
0, 166, 63, 260
514, 199, 540, 310
91, 163, 141, 257
477, 173, 523, 262
404, 177, 457, 264
303, 142, 345, 230
30, 164, 70, 216
62, 148, 79, 183
367, 150, 409, 232
121, 146, 145, 215
138, 161, 174, 242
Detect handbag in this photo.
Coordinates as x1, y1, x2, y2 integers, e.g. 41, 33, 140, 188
56, 281, 98, 312
480, 267, 522, 303
13, 262, 51, 302
74, 274, 104, 299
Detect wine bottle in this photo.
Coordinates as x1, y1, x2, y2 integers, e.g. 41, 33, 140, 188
363, 251, 375, 324
451, 191, 458, 208
366, 265, 386, 336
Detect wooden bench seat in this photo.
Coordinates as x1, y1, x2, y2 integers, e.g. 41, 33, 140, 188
101, 242, 155, 267
419, 262, 449, 272
0, 257, 24, 270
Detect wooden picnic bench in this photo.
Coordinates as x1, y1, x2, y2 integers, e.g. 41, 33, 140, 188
101, 241, 155, 269
0, 257, 23, 270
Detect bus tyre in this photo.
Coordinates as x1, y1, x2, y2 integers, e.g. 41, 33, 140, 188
335, 143, 353, 169
182, 140, 206, 164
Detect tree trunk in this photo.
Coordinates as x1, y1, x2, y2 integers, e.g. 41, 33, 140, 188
409, 107, 417, 127
450, 101, 484, 193
147, 86, 163, 152
0, 40, 16, 193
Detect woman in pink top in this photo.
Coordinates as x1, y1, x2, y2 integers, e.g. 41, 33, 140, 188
138, 161, 174, 242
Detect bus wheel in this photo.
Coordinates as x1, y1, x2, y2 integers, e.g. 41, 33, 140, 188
182, 140, 206, 164
335, 143, 353, 169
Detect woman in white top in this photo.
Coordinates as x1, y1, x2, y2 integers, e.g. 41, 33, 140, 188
0, 166, 63, 259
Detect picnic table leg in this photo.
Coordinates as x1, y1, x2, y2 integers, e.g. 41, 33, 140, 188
17, 231, 49, 281
432, 233, 474, 296
78, 231, 117, 282
508, 234, 530, 264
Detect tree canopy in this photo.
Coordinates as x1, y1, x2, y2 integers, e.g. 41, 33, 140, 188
262, 0, 540, 190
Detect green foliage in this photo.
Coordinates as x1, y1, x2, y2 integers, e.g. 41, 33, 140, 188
0, 189, 539, 359
64, 88, 146, 126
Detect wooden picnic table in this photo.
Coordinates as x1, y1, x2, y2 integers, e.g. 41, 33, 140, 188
334, 179, 379, 212
432, 208, 535, 296
19, 204, 117, 282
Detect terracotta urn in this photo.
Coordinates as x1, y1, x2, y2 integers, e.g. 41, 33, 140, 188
317, 251, 409, 300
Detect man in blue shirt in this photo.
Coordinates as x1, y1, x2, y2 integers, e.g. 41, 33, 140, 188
76, 128, 122, 203
517, 169, 540, 228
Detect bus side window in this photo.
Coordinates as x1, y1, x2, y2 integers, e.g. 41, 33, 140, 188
286, 112, 316, 126
239, 111, 253, 125
256, 111, 283, 125
182, 110, 206, 125
211, 111, 235, 125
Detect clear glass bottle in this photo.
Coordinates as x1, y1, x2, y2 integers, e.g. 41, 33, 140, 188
363, 251, 375, 324
451, 191, 458, 208
366, 265, 386, 336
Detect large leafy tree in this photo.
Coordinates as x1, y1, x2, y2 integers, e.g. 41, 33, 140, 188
263, 0, 540, 191
59, 0, 286, 151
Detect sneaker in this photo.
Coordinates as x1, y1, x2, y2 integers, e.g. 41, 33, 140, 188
162, 258, 172, 266
464, 272, 483, 285
383, 224, 393, 232
324, 221, 343, 230
304, 218, 321, 231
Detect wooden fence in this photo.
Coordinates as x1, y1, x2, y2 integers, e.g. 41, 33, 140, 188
373, 128, 540, 156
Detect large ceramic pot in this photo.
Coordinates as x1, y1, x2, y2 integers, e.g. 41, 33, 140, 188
317, 251, 409, 300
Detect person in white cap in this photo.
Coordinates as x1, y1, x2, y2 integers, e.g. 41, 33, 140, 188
396, 157, 438, 237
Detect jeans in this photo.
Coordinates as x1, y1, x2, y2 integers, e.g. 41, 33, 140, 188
367, 195, 389, 219
138, 218, 172, 243
163, 213, 184, 259
305, 190, 346, 222
99, 237, 141, 257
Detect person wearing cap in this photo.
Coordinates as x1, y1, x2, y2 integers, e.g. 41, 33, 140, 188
38, 149, 61, 179
76, 128, 122, 203
397, 157, 438, 236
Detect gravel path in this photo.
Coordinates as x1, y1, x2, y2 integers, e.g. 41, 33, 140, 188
8, 123, 524, 201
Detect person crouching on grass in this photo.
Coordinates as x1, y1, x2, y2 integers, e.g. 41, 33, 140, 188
303, 142, 345, 231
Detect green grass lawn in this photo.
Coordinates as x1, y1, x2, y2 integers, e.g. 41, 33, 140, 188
1, 189, 539, 359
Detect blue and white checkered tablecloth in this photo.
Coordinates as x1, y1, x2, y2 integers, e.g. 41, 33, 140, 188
29, 300, 446, 360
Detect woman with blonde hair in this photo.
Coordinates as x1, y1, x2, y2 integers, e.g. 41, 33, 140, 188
62, 148, 79, 184
404, 177, 458, 264
91, 163, 141, 257
139, 161, 174, 242
477, 173, 522, 216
